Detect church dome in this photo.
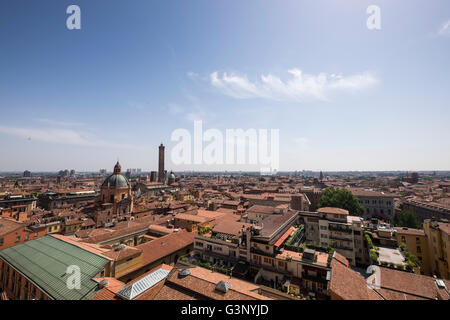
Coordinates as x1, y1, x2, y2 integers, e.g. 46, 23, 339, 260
102, 161, 130, 187
102, 174, 129, 187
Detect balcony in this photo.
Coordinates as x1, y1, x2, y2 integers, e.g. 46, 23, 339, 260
328, 225, 353, 233
301, 272, 328, 284
250, 247, 277, 258
329, 235, 353, 242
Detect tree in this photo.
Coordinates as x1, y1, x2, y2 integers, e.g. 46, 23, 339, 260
318, 187, 365, 216
393, 209, 420, 229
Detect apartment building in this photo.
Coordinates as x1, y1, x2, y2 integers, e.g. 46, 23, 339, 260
395, 227, 431, 275
194, 219, 253, 269
349, 189, 395, 221
423, 219, 450, 279
403, 200, 450, 222
303, 207, 367, 267
0, 217, 47, 250
245, 204, 287, 224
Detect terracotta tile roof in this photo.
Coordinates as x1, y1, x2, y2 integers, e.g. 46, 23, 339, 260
92, 288, 120, 300
348, 188, 396, 198
103, 246, 142, 261
373, 267, 450, 300
247, 205, 275, 214
174, 213, 212, 223
160, 266, 271, 300
82, 223, 150, 244
394, 227, 425, 236
0, 217, 25, 236
329, 257, 380, 300
317, 207, 349, 215
153, 282, 200, 300
122, 230, 195, 275
212, 220, 252, 236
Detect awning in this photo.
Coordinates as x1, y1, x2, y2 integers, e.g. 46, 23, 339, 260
274, 227, 295, 247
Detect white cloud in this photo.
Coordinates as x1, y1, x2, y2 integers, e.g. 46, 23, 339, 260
438, 20, 450, 36
187, 71, 199, 79
0, 125, 144, 150
208, 69, 378, 102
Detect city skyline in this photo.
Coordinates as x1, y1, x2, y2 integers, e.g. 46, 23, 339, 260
1, 1, 450, 172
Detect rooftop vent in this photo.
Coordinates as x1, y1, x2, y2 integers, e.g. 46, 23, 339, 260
436, 279, 446, 289
115, 243, 126, 251
178, 269, 191, 278
215, 280, 232, 293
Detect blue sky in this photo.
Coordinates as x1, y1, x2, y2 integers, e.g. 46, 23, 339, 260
0, 0, 449, 172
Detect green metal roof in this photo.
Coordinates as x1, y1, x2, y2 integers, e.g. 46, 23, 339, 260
0, 235, 109, 300
101, 173, 129, 187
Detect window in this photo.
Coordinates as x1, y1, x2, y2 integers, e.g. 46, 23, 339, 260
25, 234, 29, 240
417, 246, 422, 254
16, 236, 20, 242
0, 238, 3, 246
416, 237, 420, 244
401, 236, 406, 243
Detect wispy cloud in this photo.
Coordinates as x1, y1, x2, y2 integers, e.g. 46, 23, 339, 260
187, 71, 199, 80
207, 69, 378, 102
438, 20, 450, 36
167, 103, 184, 115
0, 125, 145, 150
166, 91, 214, 122
35, 118, 84, 127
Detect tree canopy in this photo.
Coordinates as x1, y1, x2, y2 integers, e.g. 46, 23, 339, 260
393, 208, 420, 229
318, 187, 365, 216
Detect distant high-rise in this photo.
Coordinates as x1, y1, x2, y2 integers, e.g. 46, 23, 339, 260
158, 143, 165, 183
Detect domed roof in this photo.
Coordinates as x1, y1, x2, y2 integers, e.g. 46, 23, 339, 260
102, 161, 129, 187
102, 174, 130, 187
169, 172, 175, 179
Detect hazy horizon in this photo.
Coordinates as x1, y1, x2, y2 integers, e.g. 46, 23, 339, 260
1, 1, 450, 172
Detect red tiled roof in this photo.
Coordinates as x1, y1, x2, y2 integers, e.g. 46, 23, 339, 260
317, 207, 349, 215
329, 257, 380, 300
